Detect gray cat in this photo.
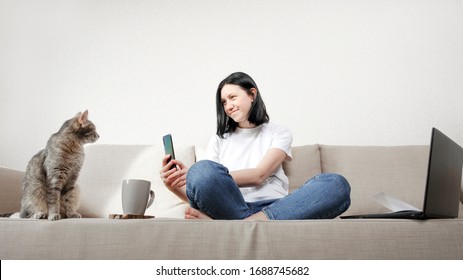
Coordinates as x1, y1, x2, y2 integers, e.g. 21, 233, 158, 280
19, 110, 99, 221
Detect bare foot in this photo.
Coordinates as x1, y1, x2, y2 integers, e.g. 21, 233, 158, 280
245, 211, 269, 221
185, 207, 213, 220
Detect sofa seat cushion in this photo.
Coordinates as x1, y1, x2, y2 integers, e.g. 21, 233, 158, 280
77, 144, 194, 218
1, 218, 463, 259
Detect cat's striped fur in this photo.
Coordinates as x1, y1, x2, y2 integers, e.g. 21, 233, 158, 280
19, 110, 99, 221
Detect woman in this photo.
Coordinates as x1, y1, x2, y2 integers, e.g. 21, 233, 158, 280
160, 72, 351, 220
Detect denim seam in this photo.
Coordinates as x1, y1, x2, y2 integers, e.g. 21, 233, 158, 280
261, 207, 275, 220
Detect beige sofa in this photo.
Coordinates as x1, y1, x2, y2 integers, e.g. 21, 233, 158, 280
1, 144, 462, 259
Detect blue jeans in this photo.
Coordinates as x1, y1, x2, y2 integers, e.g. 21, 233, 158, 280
186, 160, 351, 220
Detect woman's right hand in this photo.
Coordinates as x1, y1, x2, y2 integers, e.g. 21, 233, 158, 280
160, 155, 189, 202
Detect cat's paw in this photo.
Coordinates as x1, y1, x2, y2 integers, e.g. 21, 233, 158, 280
48, 214, 61, 221
32, 212, 47, 219
67, 213, 82, 219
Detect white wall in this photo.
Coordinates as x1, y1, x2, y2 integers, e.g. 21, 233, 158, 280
1, 0, 463, 171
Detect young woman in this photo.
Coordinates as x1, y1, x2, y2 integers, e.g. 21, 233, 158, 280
160, 72, 351, 220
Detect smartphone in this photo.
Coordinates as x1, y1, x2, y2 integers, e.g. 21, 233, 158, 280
163, 134, 176, 170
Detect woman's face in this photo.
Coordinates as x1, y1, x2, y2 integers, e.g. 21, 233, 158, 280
220, 84, 255, 128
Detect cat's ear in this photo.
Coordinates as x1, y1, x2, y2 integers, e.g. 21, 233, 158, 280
78, 110, 89, 125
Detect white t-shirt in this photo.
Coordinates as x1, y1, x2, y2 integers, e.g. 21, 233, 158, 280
204, 122, 293, 202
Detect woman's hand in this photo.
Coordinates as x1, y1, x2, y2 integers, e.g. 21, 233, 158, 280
160, 155, 189, 202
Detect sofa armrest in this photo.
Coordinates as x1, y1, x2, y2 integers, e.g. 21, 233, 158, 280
0, 166, 23, 213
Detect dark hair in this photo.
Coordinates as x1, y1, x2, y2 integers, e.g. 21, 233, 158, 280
216, 72, 269, 138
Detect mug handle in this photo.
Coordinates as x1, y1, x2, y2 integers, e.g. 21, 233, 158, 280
146, 190, 155, 209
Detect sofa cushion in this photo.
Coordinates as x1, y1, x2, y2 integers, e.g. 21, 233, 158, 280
2, 218, 463, 259
77, 144, 193, 218
283, 145, 322, 193
0, 167, 23, 214
320, 145, 463, 217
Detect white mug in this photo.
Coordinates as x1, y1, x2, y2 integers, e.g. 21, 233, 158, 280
121, 179, 155, 215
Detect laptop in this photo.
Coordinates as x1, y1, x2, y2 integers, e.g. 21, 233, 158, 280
341, 127, 463, 220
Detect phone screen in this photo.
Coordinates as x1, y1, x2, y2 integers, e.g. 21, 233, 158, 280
163, 134, 176, 169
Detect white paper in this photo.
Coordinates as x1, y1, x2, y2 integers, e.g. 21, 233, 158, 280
370, 192, 421, 212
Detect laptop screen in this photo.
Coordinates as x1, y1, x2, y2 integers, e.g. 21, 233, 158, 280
423, 128, 463, 218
